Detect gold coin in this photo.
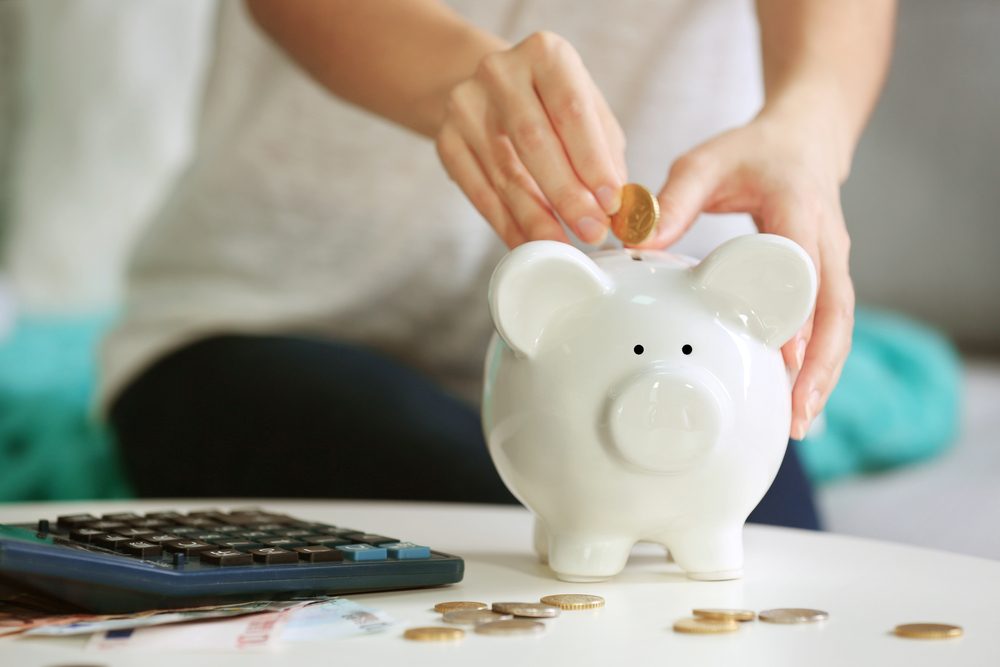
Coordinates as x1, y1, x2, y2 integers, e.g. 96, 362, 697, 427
474, 619, 546, 636
894, 623, 963, 639
610, 183, 660, 245
758, 608, 829, 624
673, 617, 740, 634
403, 626, 465, 642
693, 608, 756, 622
442, 609, 513, 625
491, 602, 560, 618
540, 594, 605, 611
433, 601, 488, 613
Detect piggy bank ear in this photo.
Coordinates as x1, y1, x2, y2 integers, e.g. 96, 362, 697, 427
489, 240, 613, 358
693, 234, 817, 348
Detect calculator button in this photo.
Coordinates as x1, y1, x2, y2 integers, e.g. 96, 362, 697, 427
249, 547, 299, 564
57, 513, 98, 529
343, 533, 397, 546
253, 523, 288, 532
306, 535, 351, 547
277, 529, 312, 538
264, 538, 307, 549
145, 511, 183, 521
123, 541, 163, 559
169, 526, 202, 536
87, 520, 128, 532
127, 518, 170, 530
215, 540, 263, 551
174, 517, 221, 528
294, 546, 344, 563
382, 542, 432, 560
335, 544, 388, 561
193, 532, 227, 542
69, 527, 105, 543
102, 512, 142, 522
163, 540, 216, 556
236, 531, 273, 540
94, 534, 134, 551
117, 528, 156, 538
200, 549, 253, 566
146, 534, 184, 545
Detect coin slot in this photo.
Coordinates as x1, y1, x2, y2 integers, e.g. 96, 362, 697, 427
633, 345, 644, 355
630, 252, 642, 261
682, 344, 693, 355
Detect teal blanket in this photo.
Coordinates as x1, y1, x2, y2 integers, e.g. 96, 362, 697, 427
0, 307, 961, 501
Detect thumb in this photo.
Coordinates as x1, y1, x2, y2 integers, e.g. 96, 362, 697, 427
636, 152, 720, 249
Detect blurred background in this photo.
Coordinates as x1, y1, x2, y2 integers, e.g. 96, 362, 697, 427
0, 1, 997, 557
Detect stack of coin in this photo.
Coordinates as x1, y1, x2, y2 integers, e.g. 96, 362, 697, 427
672, 607, 827, 636
406, 594, 606, 642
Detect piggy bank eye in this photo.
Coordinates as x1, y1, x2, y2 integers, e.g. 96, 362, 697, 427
682, 344, 693, 355
633, 344, 644, 355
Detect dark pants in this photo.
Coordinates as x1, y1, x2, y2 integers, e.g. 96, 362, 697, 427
110, 335, 820, 530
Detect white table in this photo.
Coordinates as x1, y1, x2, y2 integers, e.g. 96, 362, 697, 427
2, 499, 998, 666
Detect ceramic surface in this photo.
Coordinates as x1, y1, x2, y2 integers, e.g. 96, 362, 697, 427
482, 234, 817, 582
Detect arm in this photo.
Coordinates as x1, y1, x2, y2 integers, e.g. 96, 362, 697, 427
246, 0, 625, 245
641, 0, 896, 439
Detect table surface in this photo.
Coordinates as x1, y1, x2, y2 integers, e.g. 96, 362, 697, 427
1, 499, 998, 666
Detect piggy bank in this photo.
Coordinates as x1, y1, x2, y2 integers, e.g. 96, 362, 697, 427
482, 234, 817, 582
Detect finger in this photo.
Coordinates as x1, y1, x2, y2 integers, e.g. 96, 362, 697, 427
790, 251, 855, 440
449, 93, 569, 243
636, 151, 721, 249
436, 125, 527, 248
533, 49, 625, 214
590, 81, 628, 182
477, 53, 609, 244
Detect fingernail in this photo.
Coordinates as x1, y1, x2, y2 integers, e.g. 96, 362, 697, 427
806, 388, 822, 423
795, 337, 806, 370
596, 186, 621, 215
577, 216, 608, 245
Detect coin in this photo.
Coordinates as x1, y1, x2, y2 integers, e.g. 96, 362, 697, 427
540, 594, 605, 610
474, 619, 546, 636
610, 183, 660, 245
433, 601, 488, 613
693, 608, 756, 622
491, 602, 560, 618
442, 609, 513, 625
894, 623, 963, 639
758, 608, 829, 624
673, 617, 740, 634
403, 626, 465, 642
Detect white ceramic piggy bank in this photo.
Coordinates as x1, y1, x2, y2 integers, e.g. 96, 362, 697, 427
482, 234, 817, 582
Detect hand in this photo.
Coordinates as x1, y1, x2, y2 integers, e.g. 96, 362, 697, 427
435, 31, 627, 247
636, 113, 855, 440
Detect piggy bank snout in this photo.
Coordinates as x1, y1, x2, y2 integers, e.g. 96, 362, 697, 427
605, 368, 727, 474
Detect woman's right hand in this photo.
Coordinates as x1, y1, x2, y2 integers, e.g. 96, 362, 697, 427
435, 31, 627, 248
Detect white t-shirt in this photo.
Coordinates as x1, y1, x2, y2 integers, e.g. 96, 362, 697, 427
99, 0, 762, 410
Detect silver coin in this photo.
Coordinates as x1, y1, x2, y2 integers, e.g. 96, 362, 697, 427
758, 608, 829, 624
491, 602, 560, 618
442, 609, 513, 625
474, 619, 546, 636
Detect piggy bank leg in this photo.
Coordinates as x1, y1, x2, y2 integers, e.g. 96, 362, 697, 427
547, 533, 634, 582
533, 518, 549, 564
662, 526, 744, 581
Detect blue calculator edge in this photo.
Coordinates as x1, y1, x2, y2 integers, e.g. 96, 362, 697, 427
0, 510, 464, 613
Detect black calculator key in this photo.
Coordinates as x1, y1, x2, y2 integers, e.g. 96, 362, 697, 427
200, 549, 253, 566
187, 509, 225, 518
88, 521, 129, 532
94, 534, 134, 551
163, 540, 216, 556
69, 527, 105, 543
193, 533, 227, 542
264, 538, 307, 549
169, 526, 202, 536
343, 533, 397, 546
146, 534, 184, 545
145, 511, 183, 521
117, 528, 156, 538
174, 517, 221, 528
277, 529, 312, 538
123, 541, 163, 559
128, 518, 170, 530
57, 513, 98, 529
102, 512, 142, 522
211, 525, 244, 534
250, 547, 299, 564
307, 535, 351, 547
236, 531, 273, 540
294, 546, 343, 563
215, 541, 263, 551
253, 524, 288, 532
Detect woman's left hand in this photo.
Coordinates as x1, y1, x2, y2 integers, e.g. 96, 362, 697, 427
634, 112, 855, 440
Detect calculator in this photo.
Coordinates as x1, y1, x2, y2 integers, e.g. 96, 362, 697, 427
0, 507, 463, 613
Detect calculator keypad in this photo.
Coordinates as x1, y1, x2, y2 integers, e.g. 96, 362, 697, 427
50, 510, 432, 567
